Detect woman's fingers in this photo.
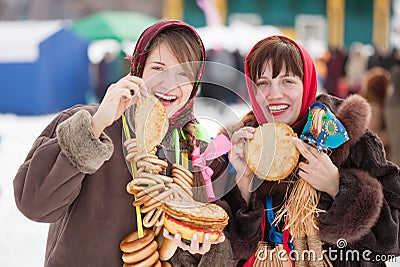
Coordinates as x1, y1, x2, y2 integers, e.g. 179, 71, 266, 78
212, 233, 225, 244
162, 230, 215, 255
197, 234, 211, 254
125, 75, 149, 96
163, 228, 172, 240
190, 234, 201, 254
292, 138, 319, 161
231, 127, 255, 144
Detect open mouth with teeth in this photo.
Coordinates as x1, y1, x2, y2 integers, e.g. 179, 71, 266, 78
154, 92, 178, 105
268, 104, 289, 115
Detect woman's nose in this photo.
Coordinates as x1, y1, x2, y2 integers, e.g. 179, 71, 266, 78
161, 71, 179, 91
268, 83, 283, 99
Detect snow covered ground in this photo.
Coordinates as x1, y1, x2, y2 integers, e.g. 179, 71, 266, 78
0, 101, 398, 266
0, 113, 54, 266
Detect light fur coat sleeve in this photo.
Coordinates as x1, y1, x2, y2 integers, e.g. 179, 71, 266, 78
56, 110, 114, 174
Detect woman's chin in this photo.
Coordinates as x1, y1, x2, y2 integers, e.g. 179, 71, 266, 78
165, 107, 178, 119
164, 103, 185, 118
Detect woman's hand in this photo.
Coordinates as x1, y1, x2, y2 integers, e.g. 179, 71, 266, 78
91, 74, 146, 138
292, 138, 340, 198
230, 127, 256, 203
163, 229, 225, 255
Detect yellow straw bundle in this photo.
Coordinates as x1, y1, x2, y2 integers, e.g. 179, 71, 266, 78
273, 176, 330, 267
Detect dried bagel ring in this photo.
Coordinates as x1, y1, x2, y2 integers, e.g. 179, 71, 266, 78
123, 249, 159, 267
144, 189, 173, 207
122, 240, 158, 264
172, 175, 191, 189
132, 194, 151, 207
155, 211, 165, 227
130, 183, 165, 195
141, 200, 162, 214
136, 161, 163, 173
135, 189, 158, 199
133, 152, 158, 163
154, 224, 163, 237
126, 182, 138, 195
131, 178, 158, 186
171, 168, 193, 186
120, 229, 154, 253
167, 183, 193, 200
146, 157, 169, 168
133, 190, 160, 206
172, 163, 193, 179
143, 207, 164, 228
172, 179, 193, 197
136, 172, 166, 185
123, 138, 137, 150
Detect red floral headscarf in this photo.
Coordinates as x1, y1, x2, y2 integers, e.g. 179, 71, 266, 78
127, 20, 206, 130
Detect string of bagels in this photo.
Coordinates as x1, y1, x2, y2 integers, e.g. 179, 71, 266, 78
119, 96, 228, 267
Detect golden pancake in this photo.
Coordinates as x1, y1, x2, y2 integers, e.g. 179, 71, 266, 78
245, 123, 299, 181
135, 96, 169, 153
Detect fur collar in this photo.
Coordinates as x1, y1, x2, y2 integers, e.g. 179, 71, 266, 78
317, 94, 371, 166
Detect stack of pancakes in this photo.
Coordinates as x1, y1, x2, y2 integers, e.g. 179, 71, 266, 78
162, 198, 228, 243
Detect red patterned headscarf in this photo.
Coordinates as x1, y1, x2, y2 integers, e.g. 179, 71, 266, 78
244, 35, 317, 127
127, 20, 206, 130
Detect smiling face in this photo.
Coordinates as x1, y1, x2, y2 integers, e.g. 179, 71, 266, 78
254, 61, 303, 126
142, 42, 194, 118
247, 36, 305, 126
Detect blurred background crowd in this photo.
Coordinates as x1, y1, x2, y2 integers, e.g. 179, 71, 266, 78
1, 0, 400, 162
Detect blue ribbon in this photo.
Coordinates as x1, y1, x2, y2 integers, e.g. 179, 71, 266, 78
266, 196, 283, 244
266, 196, 294, 252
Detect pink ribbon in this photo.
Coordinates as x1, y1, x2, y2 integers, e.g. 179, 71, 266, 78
192, 134, 232, 202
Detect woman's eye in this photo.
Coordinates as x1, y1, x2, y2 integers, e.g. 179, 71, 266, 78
178, 71, 188, 77
151, 66, 163, 71
256, 81, 268, 87
284, 79, 295, 84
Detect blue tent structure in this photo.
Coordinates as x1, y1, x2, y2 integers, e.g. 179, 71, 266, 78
0, 20, 91, 115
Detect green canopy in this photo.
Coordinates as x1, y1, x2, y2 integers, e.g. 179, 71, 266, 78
71, 11, 160, 42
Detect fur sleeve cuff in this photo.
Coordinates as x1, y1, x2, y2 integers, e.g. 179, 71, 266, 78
319, 168, 383, 245
236, 195, 263, 237
169, 240, 233, 267
56, 110, 114, 174
199, 239, 234, 267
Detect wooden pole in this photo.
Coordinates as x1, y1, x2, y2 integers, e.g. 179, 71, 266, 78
373, 0, 391, 52
327, 0, 345, 48
163, 0, 183, 20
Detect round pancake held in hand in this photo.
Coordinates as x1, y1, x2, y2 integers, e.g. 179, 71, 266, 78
245, 123, 299, 181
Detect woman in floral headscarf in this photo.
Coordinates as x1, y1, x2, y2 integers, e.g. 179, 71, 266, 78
13, 20, 231, 267
221, 35, 400, 267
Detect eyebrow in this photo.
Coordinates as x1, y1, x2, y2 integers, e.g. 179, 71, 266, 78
149, 61, 165, 66
258, 73, 294, 79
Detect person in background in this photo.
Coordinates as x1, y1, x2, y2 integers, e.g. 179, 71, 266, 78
345, 42, 368, 95
360, 66, 392, 160
385, 64, 400, 166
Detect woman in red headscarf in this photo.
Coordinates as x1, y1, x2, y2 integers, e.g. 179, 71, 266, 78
13, 20, 231, 267
220, 36, 400, 266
